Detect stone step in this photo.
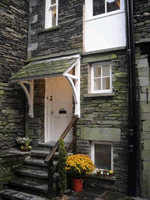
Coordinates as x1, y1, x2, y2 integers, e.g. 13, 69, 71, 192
24, 159, 57, 171
15, 168, 48, 180
8, 178, 48, 195
38, 141, 70, 149
24, 158, 57, 167
15, 168, 59, 181
0, 189, 48, 200
31, 150, 72, 159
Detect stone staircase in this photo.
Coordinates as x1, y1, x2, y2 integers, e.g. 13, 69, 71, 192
0, 142, 72, 200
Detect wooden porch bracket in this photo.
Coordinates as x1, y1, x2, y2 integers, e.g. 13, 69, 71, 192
63, 57, 80, 118
19, 80, 34, 118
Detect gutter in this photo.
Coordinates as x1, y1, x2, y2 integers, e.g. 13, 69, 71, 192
126, 0, 139, 196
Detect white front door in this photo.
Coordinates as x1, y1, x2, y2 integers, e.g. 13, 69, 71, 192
45, 76, 73, 142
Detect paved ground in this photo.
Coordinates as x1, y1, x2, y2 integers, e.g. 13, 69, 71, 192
60, 187, 149, 200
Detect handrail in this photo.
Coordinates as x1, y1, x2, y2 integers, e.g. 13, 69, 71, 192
44, 116, 77, 163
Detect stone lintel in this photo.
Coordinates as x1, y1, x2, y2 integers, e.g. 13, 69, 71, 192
143, 120, 150, 132
82, 53, 117, 63
81, 127, 121, 142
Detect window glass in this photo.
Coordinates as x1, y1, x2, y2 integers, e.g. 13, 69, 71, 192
107, 0, 120, 13
93, 0, 105, 16
95, 144, 111, 169
94, 79, 101, 90
102, 65, 110, 76
51, 7, 56, 27
93, 0, 121, 16
102, 77, 110, 90
51, 0, 56, 4
94, 67, 101, 77
91, 63, 111, 93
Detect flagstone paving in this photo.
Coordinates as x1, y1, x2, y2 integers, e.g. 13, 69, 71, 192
65, 187, 149, 200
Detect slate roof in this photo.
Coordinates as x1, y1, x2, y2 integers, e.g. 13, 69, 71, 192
11, 58, 77, 81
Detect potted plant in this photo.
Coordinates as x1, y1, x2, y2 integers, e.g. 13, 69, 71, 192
103, 169, 108, 176
66, 154, 95, 192
109, 170, 114, 176
96, 169, 101, 176
16, 137, 32, 151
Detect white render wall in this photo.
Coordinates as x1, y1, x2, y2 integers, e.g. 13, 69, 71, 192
84, 12, 126, 52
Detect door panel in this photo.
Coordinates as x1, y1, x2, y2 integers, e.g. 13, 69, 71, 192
45, 76, 73, 142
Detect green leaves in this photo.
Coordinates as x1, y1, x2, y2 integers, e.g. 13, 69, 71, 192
56, 138, 67, 197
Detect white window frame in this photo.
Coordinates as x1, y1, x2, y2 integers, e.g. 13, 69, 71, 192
91, 62, 112, 94
45, 0, 58, 29
91, 141, 113, 171
85, 0, 125, 21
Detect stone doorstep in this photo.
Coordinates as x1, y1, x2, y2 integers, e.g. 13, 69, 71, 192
38, 141, 70, 149
31, 150, 72, 158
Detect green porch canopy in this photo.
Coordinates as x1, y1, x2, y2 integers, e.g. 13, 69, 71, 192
11, 57, 77, 82
11, 55, 80, 119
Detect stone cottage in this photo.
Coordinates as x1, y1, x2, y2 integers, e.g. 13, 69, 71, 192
0, 0, 150, 199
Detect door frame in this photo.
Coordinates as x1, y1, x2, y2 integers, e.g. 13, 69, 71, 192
44, 76, 73, 142
44, 55, 81, 142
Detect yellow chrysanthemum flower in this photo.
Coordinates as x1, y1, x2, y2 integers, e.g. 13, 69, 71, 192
66, 154, 95, 178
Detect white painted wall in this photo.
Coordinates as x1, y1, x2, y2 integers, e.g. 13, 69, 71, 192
84, 0, 126, 52
84, 12, 126, 52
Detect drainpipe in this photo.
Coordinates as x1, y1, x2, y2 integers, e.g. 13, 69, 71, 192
125, 0, 138, 196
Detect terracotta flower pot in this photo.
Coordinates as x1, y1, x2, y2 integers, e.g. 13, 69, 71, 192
72, 179, 83, 192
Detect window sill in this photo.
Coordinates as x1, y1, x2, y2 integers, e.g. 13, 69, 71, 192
85, 10, 125, 22
84, 93, 115, 98
38, 25, 61, 34
86, 174, 116, 181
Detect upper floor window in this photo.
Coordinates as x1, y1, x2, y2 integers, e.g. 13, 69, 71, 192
93, 0, 120, 16
91, 62, 112, 93
45, 0, 58, 29
85, 0, 124, 20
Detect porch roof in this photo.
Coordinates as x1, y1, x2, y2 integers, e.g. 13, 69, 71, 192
11, 57, 77, 82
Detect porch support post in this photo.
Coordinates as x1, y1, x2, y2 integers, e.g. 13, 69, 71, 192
63, 57, 80, 118
74, 58, 80, 118
19, 80, 34, 118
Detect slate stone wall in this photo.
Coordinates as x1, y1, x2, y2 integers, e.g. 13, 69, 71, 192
25, 79, 45, 146
76, 50, 129, 193
136, 54, 150, 198
0, 152, 27, 190
133, 0, 150, 198
0, 0, 28, 149
134, 0, 150, 42
28, 0, 83, 59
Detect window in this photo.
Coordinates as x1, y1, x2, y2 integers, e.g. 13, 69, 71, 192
93, 0, 120, 16
85, 0, 124, 20
91, 142, 113, 170
91, 63, 112, 93
45, 0, 58, 29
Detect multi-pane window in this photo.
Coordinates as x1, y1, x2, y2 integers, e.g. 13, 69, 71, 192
91, 142, 113, 170
91, 63, 112, 93
93, 0, 120, 16
45, 0, 58, 29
